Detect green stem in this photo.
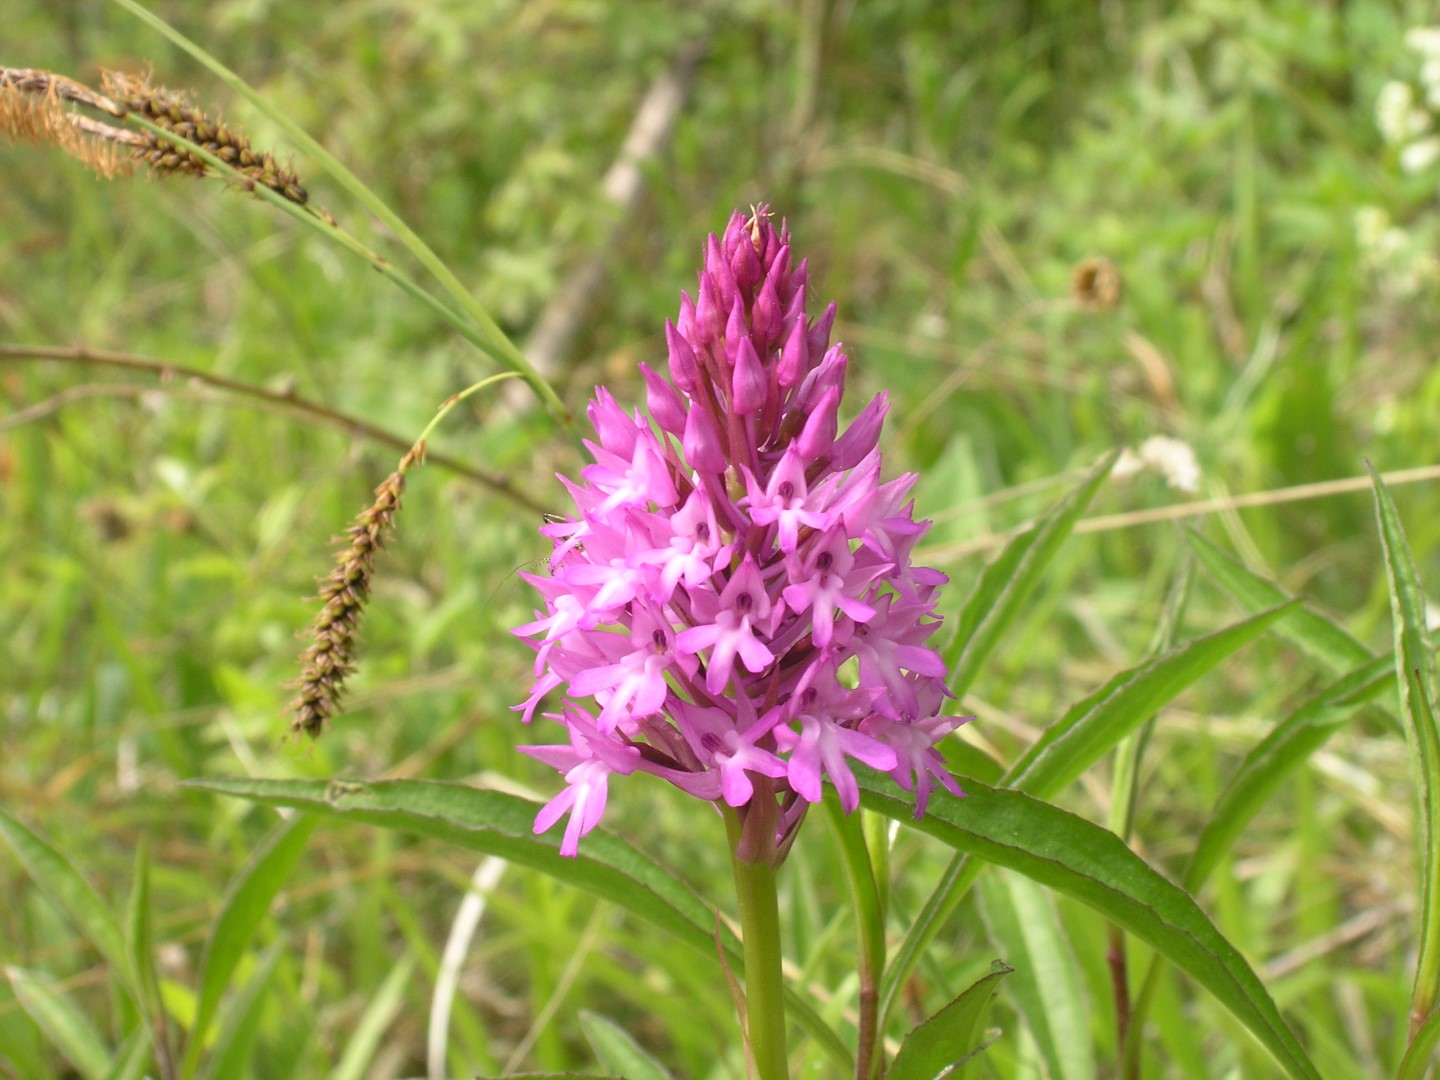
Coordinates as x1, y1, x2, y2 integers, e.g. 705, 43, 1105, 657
1398, 1004, 1440, 1080
726, 806, 790, 1080
109, 0, 574, 434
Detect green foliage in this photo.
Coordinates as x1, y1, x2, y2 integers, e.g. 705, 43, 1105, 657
5, 0, 1439, 1076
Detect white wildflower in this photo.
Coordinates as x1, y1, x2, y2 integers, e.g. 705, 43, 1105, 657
1114, 436, 1201, 494
1354, 206, 1389, 251
1407, 27, 1440, 59
1402, 135, 1440, 174
1378, 81, 1418, 144
1423, 57, 1440, 98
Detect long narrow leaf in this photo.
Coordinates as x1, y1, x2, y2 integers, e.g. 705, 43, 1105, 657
196, 941, 286, 1080
182, 814, 318, 1079
580, 1011, 677, 1080
1371, 466, 1440, 1036
0, 809, 136, 1004
331, 955, 415, 1080
1007, 602, 1295, 796
943, 451, 1118, 696
1185, 654, 1392, 892
1186, 529, 1371, 673
6, 966, 111, 1080
882, 603, 1294, 1025
857, 773, 1321, 1080
124, 838, 168, 1076
102, 1028, 151, 1080
107, 0, 571, 428
977, 872, 1094, 1080
186, 777, 852, 1072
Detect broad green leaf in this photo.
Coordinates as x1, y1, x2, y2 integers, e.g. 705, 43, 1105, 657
1007, 602, 1295, 796
943, 451, 1118, 697
102, 1028, 151, 1080
187, 777, 852, 1072
6, 966, 111, 1080
580, 1011, 677, 1080
182, 814, 318, 1079
0, 809, 136, 1003
857, 772, 1321, 1080
887, 960, 1009, 1080
197, 941, 285, 1080
1185, 654, 1392, 892
1371, 467, 1440, 1033
331, 954, 415, 1080
1186, 529, 1371, 673
882, 604, 1293, 1032
977, 873, 1094, 1080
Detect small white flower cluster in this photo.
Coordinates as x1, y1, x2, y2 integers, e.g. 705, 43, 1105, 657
1357, 29, 1440, 296
1354, 205, 1440, 295
1376, 29, 1440, 173
1114, 436, 1201, 495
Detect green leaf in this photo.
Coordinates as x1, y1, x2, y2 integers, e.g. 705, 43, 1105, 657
186, 777, 852, 1072
887, 960, 1009, 1080
197, 941, 285, 1080
102, 1028, 151, 1080
0, 809, 138, 1006
182, 813, 318, 1080
943, 451, 1118, 697
857, 772, 1321, 1080
1370, 466, 1440, 1034
977, 873, 1094, 1080
6, 966, 112, 1080
1186, 529, 1371, 673
331, 954, 415, 1080
882, 604, 1293, 1033
1007, 602, 1295, 797
1185, 654, 1392, 892
579, 1011, 677, 1080
125, 840, 165, 1031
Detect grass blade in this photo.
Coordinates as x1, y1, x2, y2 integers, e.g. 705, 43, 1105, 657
580, 1011, 677, 1080
943, 451, 1118, 697
196, 941, 286, 1080
102, 1028, 151, 1080
1370, 465, 1440, 1040
1185, 654, 1393, 892
0, 808, 136, 1005
186, 777, 852, 1073
1186, 528, 1371, 673
124, 838, 170, 1076
5, 966, 111, 1080
858, 772, 1321, 1080
330, 954, 415, 1080
181, 813, 318, 1080
107, 0, 572, 430
977, 871, 1095, 1080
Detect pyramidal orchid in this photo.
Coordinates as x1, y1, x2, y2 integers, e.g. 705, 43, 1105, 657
515, 208, 967, 864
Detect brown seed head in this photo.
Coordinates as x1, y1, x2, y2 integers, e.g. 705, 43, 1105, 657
1071, 256, 1124, 312
101, 70, 309, 206
289, 442, 426, 738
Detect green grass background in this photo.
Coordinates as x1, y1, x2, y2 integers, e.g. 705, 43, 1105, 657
3, 1, 1438, 1076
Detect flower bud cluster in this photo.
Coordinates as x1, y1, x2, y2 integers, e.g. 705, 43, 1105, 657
515, 208, 965, 857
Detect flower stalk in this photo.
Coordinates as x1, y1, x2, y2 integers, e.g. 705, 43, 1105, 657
727, 803, 790, 1080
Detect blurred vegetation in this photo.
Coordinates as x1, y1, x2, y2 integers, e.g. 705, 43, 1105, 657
2, 0, 1439, 1076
